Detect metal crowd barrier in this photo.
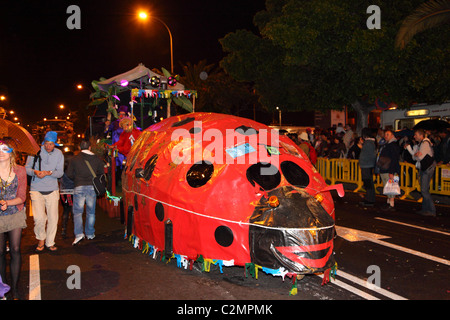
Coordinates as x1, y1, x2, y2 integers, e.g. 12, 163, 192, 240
316, 157, 450, 199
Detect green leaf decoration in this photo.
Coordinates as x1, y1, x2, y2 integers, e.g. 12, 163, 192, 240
173, 96, 193, 112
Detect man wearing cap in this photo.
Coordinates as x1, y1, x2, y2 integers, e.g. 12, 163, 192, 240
25, 131, 64, 251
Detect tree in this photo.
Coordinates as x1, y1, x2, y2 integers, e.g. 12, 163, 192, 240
179, 60, 258, 115
220, 0, 450, 133
396, 0, 450, 49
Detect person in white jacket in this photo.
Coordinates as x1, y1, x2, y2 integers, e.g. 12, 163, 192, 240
405, 129, 436, 216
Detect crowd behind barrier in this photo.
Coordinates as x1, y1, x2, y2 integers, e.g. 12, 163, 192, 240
316, 157, 450, 199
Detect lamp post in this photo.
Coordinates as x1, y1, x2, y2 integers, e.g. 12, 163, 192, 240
276, 107, 282, 129
138, 11, 174, 74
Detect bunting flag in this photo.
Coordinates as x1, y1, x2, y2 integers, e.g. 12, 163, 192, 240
131, 88, 197, 100
125, 232, 337, 295
289, 277, 298, 296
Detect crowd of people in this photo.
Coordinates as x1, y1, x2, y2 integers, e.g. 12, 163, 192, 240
0, 131, 107, 299
1, 115, 449, 299
0, 104, 144, 299
288, 123, 450, 216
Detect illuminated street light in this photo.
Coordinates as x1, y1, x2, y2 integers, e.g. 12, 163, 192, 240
137, 10, 174, 74
138, 11, 148, 20
0, 95, 6, 101
276, 107, 282, 128
76, 84, 83, 90
59, 104, 65, 109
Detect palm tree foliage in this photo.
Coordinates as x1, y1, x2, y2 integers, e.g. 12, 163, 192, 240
396, 0, 450, 49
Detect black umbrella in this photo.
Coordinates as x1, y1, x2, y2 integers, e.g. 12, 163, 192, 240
413, 119, 450, 131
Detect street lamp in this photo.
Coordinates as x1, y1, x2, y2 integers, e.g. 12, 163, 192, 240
137, 10, 174, 74
276, 107, 282, 129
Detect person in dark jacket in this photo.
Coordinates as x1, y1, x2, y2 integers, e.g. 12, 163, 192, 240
347, 136, 363, 159
66, 141, 104, 245
59, 153, 74, 238
377, 129, 401, 211
359, 128, 377, 206
327, 135, 346, 159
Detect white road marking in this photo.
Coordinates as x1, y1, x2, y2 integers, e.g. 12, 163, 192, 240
29, 254, 41, 300
337, 270, 407, 300
317, 270, 408, 300
336, 225, 450, 266
374, 217, 450, 236
317, 273, 380, 300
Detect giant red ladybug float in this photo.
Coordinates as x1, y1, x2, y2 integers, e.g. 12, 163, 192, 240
122, 113, 343, 280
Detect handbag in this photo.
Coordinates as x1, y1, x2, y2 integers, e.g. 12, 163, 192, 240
376, 155, 391, 170
84, 160, 107, 197
420, 154, 434, 171
383, 179, 401, 196
419, 140, 435, 171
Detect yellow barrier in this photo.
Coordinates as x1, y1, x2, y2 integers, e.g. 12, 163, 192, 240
316, 157, 450, 199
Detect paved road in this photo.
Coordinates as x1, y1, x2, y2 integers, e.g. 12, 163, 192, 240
5, 190, 450, 303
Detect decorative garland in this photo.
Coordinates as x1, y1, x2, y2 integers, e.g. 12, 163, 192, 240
124, 231, 337, 296
131, 88, 197, 100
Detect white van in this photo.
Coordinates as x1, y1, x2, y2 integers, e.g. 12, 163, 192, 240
380, 102, 450, 131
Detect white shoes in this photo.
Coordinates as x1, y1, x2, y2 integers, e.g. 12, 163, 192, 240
72, 235, 85, 246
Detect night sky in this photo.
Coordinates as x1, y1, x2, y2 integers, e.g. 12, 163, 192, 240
0, 0, 265, 123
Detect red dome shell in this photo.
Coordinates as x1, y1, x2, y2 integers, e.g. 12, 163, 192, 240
123, 112, 337, 272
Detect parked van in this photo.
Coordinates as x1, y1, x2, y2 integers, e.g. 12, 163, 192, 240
380, 102, 450, 131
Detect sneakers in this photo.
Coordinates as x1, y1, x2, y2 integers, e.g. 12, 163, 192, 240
72, 235, 85, 246
381, 204, 395, 211
72, 234, 96, 245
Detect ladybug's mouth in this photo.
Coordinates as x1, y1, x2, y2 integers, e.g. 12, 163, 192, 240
249, 186, 335, 273
273, 238, 334, 269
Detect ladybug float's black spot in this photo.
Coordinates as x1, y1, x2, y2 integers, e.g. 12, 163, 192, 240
235, 125, 258, 136
189, 127, 201, 134
134, 194, 138, 211
172, 117, 195, 127
215, 226, 234, 247
143, 155, 158, 181
135, 168, 144, 178
246, 162, 281, 191
280, 161, 310, 187
155, 202, 164, 222
186, 161, 214, 188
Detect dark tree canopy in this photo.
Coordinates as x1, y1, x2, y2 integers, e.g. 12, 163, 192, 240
220, 0, 450, 131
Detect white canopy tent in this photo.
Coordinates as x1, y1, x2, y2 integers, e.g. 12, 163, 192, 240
95, 63, 195, 122
96, 63, 185, 91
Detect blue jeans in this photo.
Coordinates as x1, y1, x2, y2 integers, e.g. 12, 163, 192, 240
419, 163, 436, 214
73, 185, 97, 238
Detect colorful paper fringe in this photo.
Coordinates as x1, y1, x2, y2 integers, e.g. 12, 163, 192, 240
125, 232, 337, 295
131, 88, 198, 100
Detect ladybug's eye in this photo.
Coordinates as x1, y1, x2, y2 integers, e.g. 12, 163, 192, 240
246, 162, 281, 191
186, 161, 214, 188
280, 161, 309, 187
